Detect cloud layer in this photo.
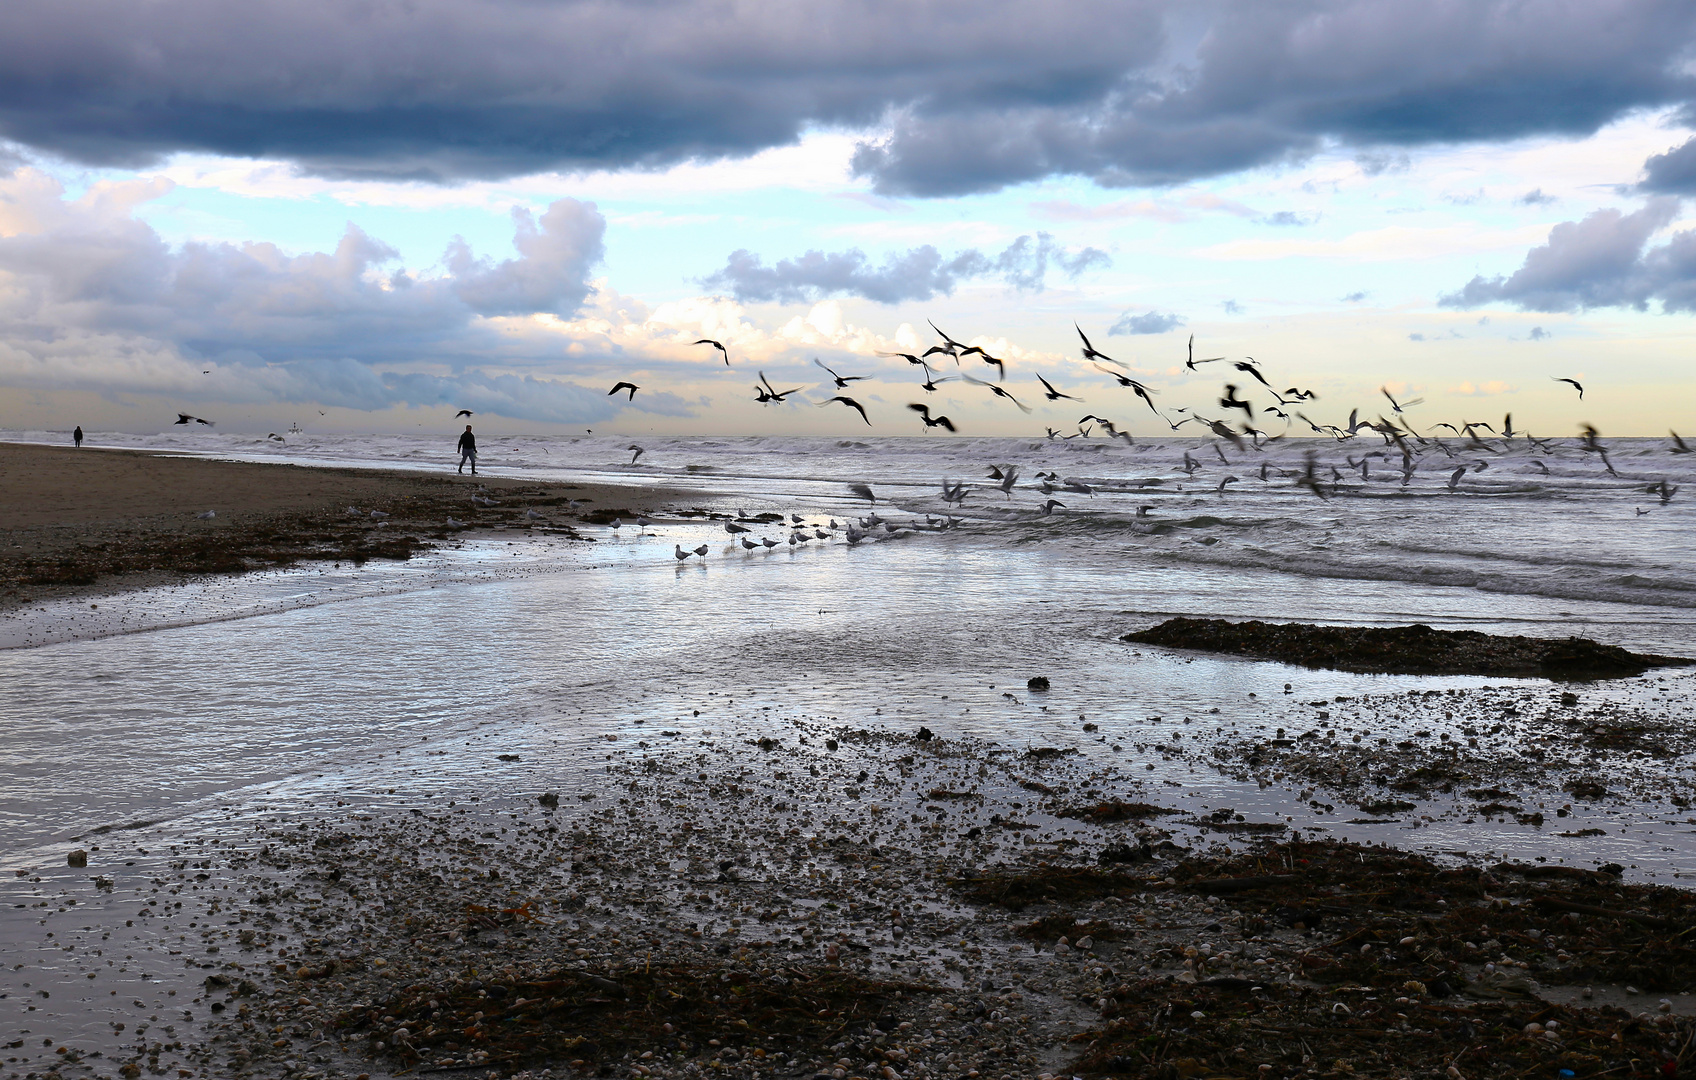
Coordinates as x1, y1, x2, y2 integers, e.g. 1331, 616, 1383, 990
1, 1, 1692, 194
701, 234, 1109, 304
1440, 197, 1696, 312
0, 169, 704, 423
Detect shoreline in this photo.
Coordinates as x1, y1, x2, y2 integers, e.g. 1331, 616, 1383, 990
0, 442, 691, 611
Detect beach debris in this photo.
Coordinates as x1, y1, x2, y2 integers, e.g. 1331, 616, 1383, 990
1123, 617, 1694, 679
537, 792, 559, 808
66, 849, 87, 867
1026, 675, 1050, 690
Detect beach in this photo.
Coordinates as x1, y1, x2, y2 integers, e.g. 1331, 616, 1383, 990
4, 435, 1696, 1080
0, 442, 687, 610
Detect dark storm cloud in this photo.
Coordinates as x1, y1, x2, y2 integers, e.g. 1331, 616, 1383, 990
702, 234, 1109, 304
1, 2, 1692, 192
853, 1, 1696, 195
1439, 197, 1696, 312
0, 176, 691, 422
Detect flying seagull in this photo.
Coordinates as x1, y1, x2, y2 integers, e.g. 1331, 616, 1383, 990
1075, 324, 1115, 365
1554, 377, 1584, 399
961, 373, 1032, 413
628, 444, 645, 464
694, 338, 730, 365
757, 371, 804, 402
1090, 363, 1160, 414
455, 409, 473, 418
1380, 386, 1424, 413
1185, 335, 1226, 371
814, 358, 867, 388
1035, 373, 1080, 402
847, 482, 876, 503
174, 413, 213, 426
906, 403, 956, 432
819, 396, 871, 425
608, 381, 639, 400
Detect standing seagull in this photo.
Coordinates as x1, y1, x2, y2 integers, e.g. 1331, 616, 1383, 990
1554, 377, 1584, 399
608, 381, 639, 400
819, 396, 872, 425
694, 338, 731, 366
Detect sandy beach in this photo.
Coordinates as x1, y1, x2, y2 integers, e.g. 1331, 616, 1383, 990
0, 443, 685, 609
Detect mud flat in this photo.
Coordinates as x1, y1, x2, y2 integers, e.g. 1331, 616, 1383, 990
1123, 617, 1695, 680
9, 697, 1696, 1080
0, 442, 689, 609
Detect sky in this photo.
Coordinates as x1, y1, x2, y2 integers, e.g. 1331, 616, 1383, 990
3, 0, 1696, 439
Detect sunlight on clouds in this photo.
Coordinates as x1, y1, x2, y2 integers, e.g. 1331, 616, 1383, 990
155, 131, 866, 211
1197, 223, 1552, 262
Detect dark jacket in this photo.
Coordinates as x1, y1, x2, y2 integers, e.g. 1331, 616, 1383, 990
457, 431, 476, 454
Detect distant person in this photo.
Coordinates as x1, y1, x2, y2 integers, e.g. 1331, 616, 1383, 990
457, 425, 477, 474
72, 426, 83, 447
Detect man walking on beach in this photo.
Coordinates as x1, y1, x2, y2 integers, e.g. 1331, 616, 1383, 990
72, 426, 83, 447
457, 425, 477, 474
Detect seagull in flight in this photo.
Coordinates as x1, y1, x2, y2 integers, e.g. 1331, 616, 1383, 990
1075, 324, 1115, 365
608, 381, 639, 400
961, 373, 1032, 413
906, 403, 957, 432
1671, 431, 1692, 454
956, 344, 1005, 380
819, 396, 871, 425
455, 409, 473, 418
757, 371, 804, 402
814, 358, 867, 388
1380, 386, 1424, 413
628, 444, 645, 464
1554, 377, 1584, 399
1090, 363, 1160, 414
1035, 373, 1080, 402
174, 413, 214, 426
694, 338, 731, 365
1233, 359, 1271, 388
1185, 335, 1226, 371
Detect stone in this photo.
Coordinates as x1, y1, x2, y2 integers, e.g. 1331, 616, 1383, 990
66, 849, 87, 868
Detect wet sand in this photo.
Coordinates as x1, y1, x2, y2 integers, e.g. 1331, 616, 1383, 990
0, 442, 686, 609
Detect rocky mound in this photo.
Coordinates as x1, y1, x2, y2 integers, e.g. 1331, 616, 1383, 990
1122, 617, 1692, 680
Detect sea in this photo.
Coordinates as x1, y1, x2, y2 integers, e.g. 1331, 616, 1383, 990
2, 426, 1693, 856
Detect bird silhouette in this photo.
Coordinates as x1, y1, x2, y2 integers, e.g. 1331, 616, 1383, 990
906, 403, 957, 432
1233, 359, 1271, 388
819, 396, 871, 425
814, 358, 867, 388
1185, 335, 1226, 370
1075, 324, 1116, 365
757, 371, 804, 402
628, 444, 646, 464
1554, 377, 1584, 399
1380, 386, 1424, 413
1090, 363, 1161, 415
455, 409, 473, 418
694, 338, 731, 365
608, 382, 639, 400
174, 413, 214, 426
961, 373, 1032, 413
1035, 373, 1079, 402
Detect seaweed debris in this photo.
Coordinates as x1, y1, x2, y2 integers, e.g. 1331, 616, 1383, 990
1122, 617, 1692, 680
337, 959, 932, 1075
